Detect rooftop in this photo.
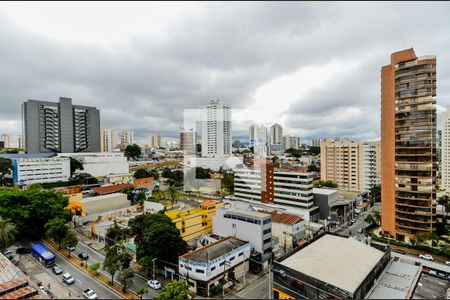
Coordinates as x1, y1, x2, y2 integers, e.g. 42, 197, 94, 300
221, 208, 271, 220
258, 210, 303, 225
181, 237, 249, 263
81, 192, 127, 203
92, 184, 132, 195
313, 188, 338, 195
367, 260, 421, 299
279, 235, 385, 294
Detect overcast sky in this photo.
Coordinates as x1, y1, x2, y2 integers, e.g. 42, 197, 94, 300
1, 1, 450, 146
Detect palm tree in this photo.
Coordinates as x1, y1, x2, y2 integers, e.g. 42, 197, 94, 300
167, 186, 179, 207
0, 219, 17, 252
438, 194, 450, 223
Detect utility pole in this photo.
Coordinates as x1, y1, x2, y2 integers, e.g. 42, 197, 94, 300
268, 259, 272, 300
152, 258, 158, 280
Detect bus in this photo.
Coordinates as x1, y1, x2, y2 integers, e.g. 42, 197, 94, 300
31, 243, 56, 267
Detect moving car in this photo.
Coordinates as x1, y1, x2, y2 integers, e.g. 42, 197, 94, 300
51, 265, 63, 275
62, 273, 75, 284
78, 252, 89, 260
16, 247, 32, 254
66, 245, 76, 252
83, 289, 98, 299
392, 249, 406, 255
147, 280, 162, 290
419, 254, 434, 261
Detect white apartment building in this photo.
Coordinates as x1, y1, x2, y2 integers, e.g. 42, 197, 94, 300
320, 138, 380, 192
100, 128, 134, 152
12, 156, 70, 186
282, 135, 301, 150
213, 208, 273, 266
442, 109, 450, 192
270, 123, 283, 145
201, 100, 231, 158
249, 123, 268, 158
0, 134, 11, 148
179, 237, 250, 297
57, 152, 129, 177
233, 167, 315, 212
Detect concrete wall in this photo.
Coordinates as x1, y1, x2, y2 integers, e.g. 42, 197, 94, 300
81, 193, 129, 215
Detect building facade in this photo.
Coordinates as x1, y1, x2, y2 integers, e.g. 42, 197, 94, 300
57, 152, 129, 177
201, 100, 231, 158
178, 237, 250, 297
22, 97, 100, 154
100, 128, 134, 152
212, 208, 273, 269
249, 123, 268, 158
11, 156, 70, 186
381, 48, 437, 241
441, 109, 450, 193
270, 123, 283, 146
180, 128, 197, 156
320, 138, 380, 192
311, 138, 321, 147
149, 133, 163, 149
0, 134, 11, 148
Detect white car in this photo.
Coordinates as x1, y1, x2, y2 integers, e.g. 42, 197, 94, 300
419, 254, 434, 261
62, 273, 75, 284
147, 280, 162, 290
446, 261, 450, 266
83, 289, 98, 299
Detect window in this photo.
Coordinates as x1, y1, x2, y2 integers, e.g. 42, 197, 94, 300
238, 252, 244, 257
229, 256, 235, 261
211, 266, 216, 271
264, 238, 272, 245
220, 262, 225, 266
196, 269, 204, 273
263, 219, 271, 225
263, 228, 271, 235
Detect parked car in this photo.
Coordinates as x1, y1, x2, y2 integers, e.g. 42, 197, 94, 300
16, 247, 32, 254
62, 273, 75, 284
392, 249, 406, 255
83, 289, 98, 299
419, 254, 434, 261
147, 280, 162, 290
78, 252, 89, 260
66, 245, 76, 252
446, 261, 450, 266
357, 228, 364, 234
429, 270, 437, 276
51, 265, 63, 275
347, 221, 352, 226
438, 272, 446, 278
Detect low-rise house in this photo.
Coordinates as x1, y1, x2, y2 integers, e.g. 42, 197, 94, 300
179, 237, 250, 297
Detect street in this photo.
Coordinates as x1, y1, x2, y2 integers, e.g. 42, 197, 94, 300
17, 248, 122, 299
226, 273, 269, 299
75, 241, 159, 299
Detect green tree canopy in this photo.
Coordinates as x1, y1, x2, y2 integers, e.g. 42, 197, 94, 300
285, 148, 303, 158
69, 157, 84, 177
307, 146, 320, 156
125, 144, 142, 161
307, 164, 319, 172
0, 158, 11, 186
105, 221, 127, 247
162, 167, 174, 179
369, 184, 381, 202
157, 280, 189, 300
134, 168, 151, 179
45, 217, 69, 250
221, 173, 234, 194
117, 268, 134, 291
62, 229, 78, 252
0, 219, 17, 252
0, 187, 72, 238
129, 213, 187, 263
313, 180, 338, 188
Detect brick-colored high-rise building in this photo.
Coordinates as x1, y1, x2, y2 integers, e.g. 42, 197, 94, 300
381, 48, 437, 241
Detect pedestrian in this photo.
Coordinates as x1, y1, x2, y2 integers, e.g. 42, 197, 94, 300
68, 291, 71, 298
47, 283, 51, 290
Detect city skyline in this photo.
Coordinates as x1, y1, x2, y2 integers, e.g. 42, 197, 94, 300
1, 2, 450, 144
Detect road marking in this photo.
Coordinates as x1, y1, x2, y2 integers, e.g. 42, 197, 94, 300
76, 279, 82, 284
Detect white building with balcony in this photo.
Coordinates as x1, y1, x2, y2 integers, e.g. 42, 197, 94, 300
11, 156, 70, 186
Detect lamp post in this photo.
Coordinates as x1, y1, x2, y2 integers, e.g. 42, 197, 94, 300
152, 258, 158, 280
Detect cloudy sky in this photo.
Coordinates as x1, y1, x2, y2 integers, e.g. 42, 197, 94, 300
1, 1, 450, 146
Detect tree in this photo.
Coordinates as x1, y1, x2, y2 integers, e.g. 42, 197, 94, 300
69, 157, 84, 177
117, 268, 135, 291
0, 219, 17, 252
137, 286, 149, 299
285, 148, 302, 158
308, 146, 320, 156
157, 280, 189, 300
137, 192, 147, 206
103, 245, 121, 284
307, 164, 319, 172
138, 256, 155, 277
129, 213, 187, 263
105, 221, 126, 247
438, 194, 450, 222
45, 218, 69, 250
149, 170, 160, 180
369, 184, 381, 203
313, 180, 338, 188
172, 170, 184, 186
89, 262, 101, 275
124, 144, 142, 161
151, 190, 164, 203
134, 168, 151, 179
166, 185, 179, 206
372, 211, 381, 226
62, 229, 78, 257
221, 173, 234, 194
162, 167, 174, 179
0, 158, 11, 186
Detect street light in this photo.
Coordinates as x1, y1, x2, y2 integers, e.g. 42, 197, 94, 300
152, 258, 158, 280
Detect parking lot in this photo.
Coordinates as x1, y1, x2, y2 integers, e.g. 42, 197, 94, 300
413, 273, 449, 299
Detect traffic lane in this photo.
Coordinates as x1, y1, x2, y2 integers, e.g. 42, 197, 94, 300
230, 273, 269, 299
52, 249, 122, 299
76, 241, 159, 299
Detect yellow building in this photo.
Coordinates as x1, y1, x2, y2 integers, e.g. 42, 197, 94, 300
165, 200, 223, 241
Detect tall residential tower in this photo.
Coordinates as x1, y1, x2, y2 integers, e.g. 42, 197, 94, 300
381, 48, 437, 241
201, 99, 231, 158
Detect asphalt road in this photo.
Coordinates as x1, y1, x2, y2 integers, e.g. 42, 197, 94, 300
227, 273, 269, 299
42, 246, 122, 299
75, 242, 160, 299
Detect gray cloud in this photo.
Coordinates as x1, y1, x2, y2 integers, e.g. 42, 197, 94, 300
0, 2, 450, 146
